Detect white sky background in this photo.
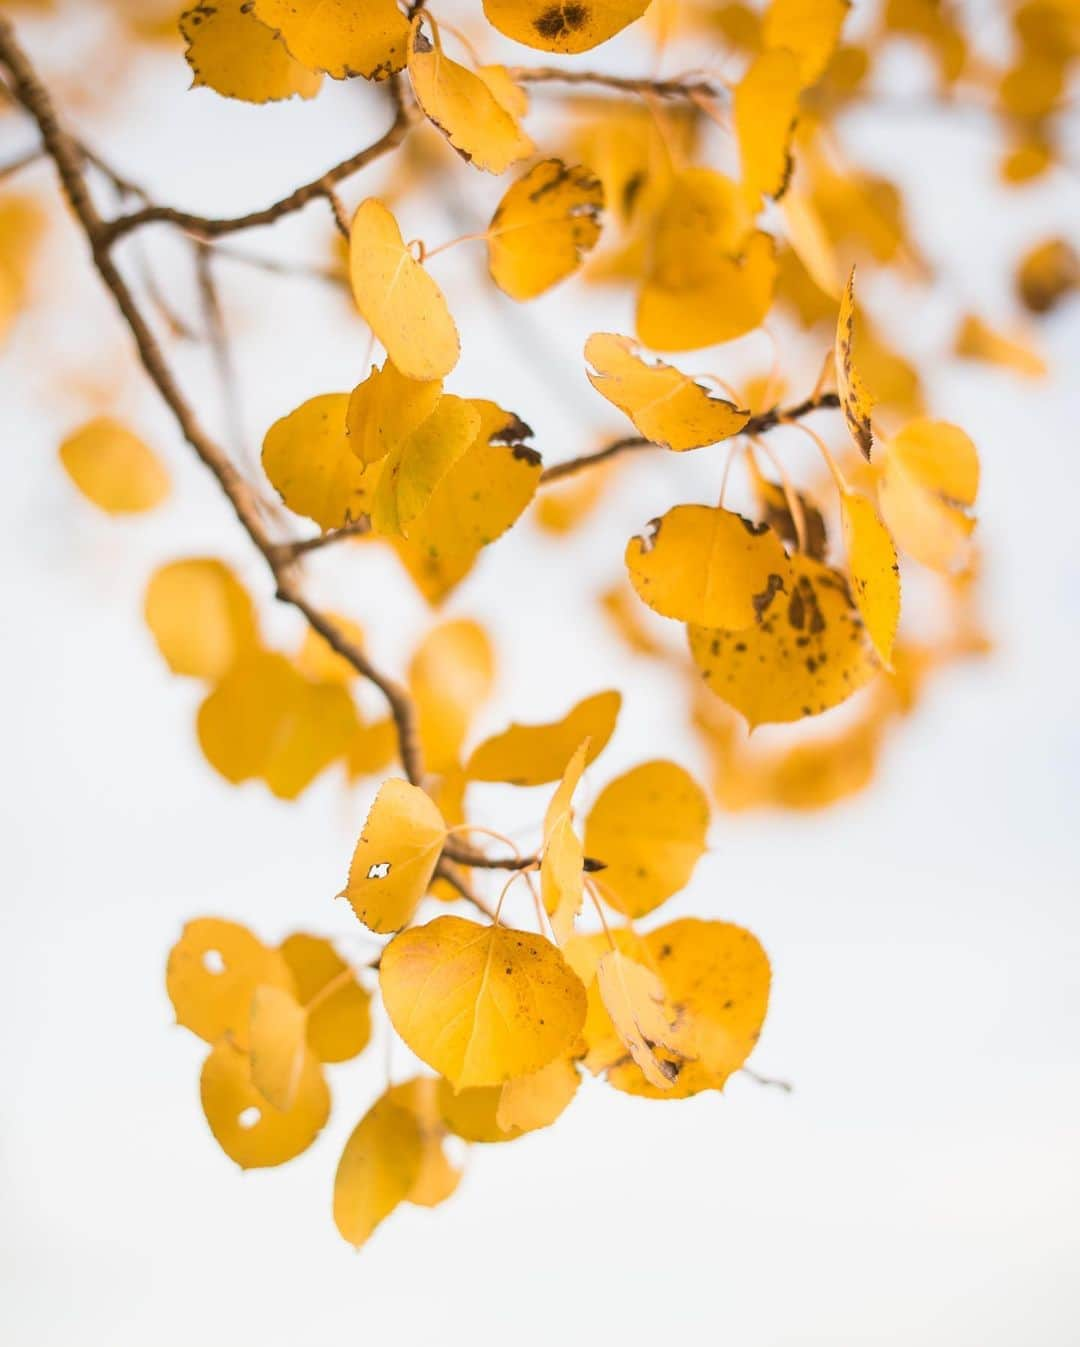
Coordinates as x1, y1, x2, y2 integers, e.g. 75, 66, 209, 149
2, 4, 1079, 1344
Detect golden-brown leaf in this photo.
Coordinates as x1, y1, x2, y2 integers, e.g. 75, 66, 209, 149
466, 689, 621, 785
488, 160, 604, 300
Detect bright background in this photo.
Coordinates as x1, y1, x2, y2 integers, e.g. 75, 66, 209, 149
2, 5, 1079, 1345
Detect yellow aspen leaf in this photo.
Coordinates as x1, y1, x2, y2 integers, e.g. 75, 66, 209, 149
535, 460, 615, 535
762, 0, 851, 87
370, 395, 480, 536
595, 949, 689, 1090
781, 191, 840, 298
840, 488, 900, 666
438, 1079, 522, 1142
344, 778, 448, 933
637, 230, 777, 351
250, 0, 409, 80
279, 933, 372, 1064
166, 917, 294, 1049
747, 455, 829, 561
392, 402, 542, 603
410, 619, 496, 775
488, 159, 604, 301
483, 0, 652, 53
626, 505, 793, 629
466, 689, 621, 786
877, 419, 979, 573
584, 760, 709, 918
835, 267, 874, 459
346, 715, 398, 780
262, 393, 378, 530
248, 985, 310, 1112
58, 417, 169, 514
476, 63, 531, 121
387, 1077, 461, 1207
540, 739, 590, 944
0, 194, 45, 346
180, 0, 322, 103
734, 47, 801, 200
563, 927, 649, 1072
406, 19, 533, 175
200, 1037, 329, 1168
689, 555, 878, 728
197, 652, 357, 798
333, 1093, 423, 1246
295, 613, 367, 685
607, 918, 770, 1099
379, 915, 587, 1089
585, 333, 750, 451
642, 168, 755, 290
496, 1057, 580, 1132
349, 198, 459, 381
953, 313, 1047, 379
1016, 237, 1079, 315
599, 582, 668, 658
144, 558, 260, 681
346, 358, 443, 466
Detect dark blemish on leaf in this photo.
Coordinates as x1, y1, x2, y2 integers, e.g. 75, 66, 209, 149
737, 513, 770, 536
734, 642, 747, 652
492, 414, 534, 446
534, 3, 590, 39
583, 857, 607, 873
528, 160, 571, 202
753, 573, 785, 620
637, 516, 662, 555
412, 29, 434, 54
657, 943, 672, 959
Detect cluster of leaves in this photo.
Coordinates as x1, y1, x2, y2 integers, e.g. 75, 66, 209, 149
3, 0, 1076, 1248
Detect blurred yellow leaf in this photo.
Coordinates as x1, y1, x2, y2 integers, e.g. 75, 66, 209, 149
438, 1078, 523, 1142
344, 778, 448, 933
144, 558, 259, 680
540, 739, 590, 943
379, 915, 587, 1089
626, 505, 793, 628
488, 159, 604, 300
248, 984, 309, 1111
840, 488, 900, 665
279, 933, 372, 1064
762, 0, 850, 86
388, 1077, 461, 1207
836, 268, 874, 458
734, 47, 801, 199
953, 313, 1047, 379
333, 1092, 423, 1246
496, 1057, 580, 1132
59, 417, 169, 514
295, 613, 367, 685
466, 689, 621, 785
410, 619, 496, 774
878, 419, 979, 573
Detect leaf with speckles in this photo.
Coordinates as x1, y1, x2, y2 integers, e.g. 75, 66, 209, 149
466, 690, 621, 786
252, 0, 409, 81
840, 488, 901, 665
180, 0, 322, 104
835, 268, 875, 459
483, 0, 653, 54
489, 160, 604, 300
343, 779, 448, 934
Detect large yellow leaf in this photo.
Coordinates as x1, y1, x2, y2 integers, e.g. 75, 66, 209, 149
262, 393, 378, 530
248, 984, 310, 1111
349, 198, 460, 381
606, 918, 770, 1099
483, 0, 652, 53
836, 268, 874, 459
488, 159, 604, 301
144, 558, 260, 680
877, 419, 979, 573
584, 760, 709, 918
379, 915, 587, 1089
734, 47, 801, 199
251, 0, 409, 80
762, 0, 851, 86
333, 1092, 423, 1247
166, 917, 294, 1049
410, 619, 496, 775
197, 652, 357, 797
59, 417, 169, 514
180, 0, 322, 103
637, 230, 777, 351
585, 333, 749, 451
406, 19, 532, 175
840, 488, 900, 665
496, 1057, 580, 1132
626, 505, 793, 628
466, 689, 621, 785
392, 402, 542, 603
344, 779, 448, 933
689, 555, 878, 728
595, 949, 689, 1090
200, 1037, 329, 1168
540, 740, 590, 943
279, 932, 372, 1064
346, 358, 443, 466
370, 395, 480, 535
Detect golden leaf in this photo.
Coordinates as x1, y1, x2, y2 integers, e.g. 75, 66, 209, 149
540, 739, 590, 943
346, 358, 443, 466
59, 417, 169, 514
180, 0, 322, 103
279, 933, 372, 1064
333, 1093, 423, 1246
483, 0, 652, 53
466, 689, 621, 785
344, 778, 448, 933
410, 619, 496, 775
251, 0, 409, 80
734, 47, 801, 199
144, 558, 259, 681
840, 488, 900, 665
488, 159, 604, 300
262, 393, 378, 530
835, 267, 874, 458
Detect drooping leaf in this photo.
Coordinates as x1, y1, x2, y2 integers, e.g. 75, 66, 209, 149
333, 1092, 423, 1246
584, 761, 709, 918
251, 0, 409, 80
734, 47, 801, 199
344, 779, 448, 933
625, 505, 793, 628
877, 418, 979, 573
466, 690, 621, 785
835, 267, 874, 459
387, 1077, 461, 1207
540, 739, 590, 943
488, 160, 604, 300
180, 0, 322, 103
840, 488, 900, 665
379, 915, 587, 1089
585, 333, 749, 451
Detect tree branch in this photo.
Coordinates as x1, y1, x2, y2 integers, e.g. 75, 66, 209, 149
510, 67, 724, 100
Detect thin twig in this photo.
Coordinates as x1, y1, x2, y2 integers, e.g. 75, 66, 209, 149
510, 66, 723, 100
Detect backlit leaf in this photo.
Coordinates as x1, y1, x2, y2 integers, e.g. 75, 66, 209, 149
180, 0, 322, 103
410, 619, 496, 775
344, 779, 447, 933
59, 417, 169, 514
595, 949, 688, 1090
370, 395, 480, 535
349, 198, 459, 381
840, 488, 900, 665
346, 358, 443, 466
540, 739, 590, 943
262, 393, 378, 530
280, 933, 372, 1064
251, 0, 409, 80
585, 333, 749, 451
734, 47, 801, 199
836, 268, 874, 458
488, 159, 604, 301
466, 689, 621, 785
877, 418, 978, 573
626, 505, 793, 628
496, 1057, 580, 1132
248, 984, 309, 1111
762, 0, 850, 87
379, 915, 587, 1089
438, 1079, 522, 1143
144, 558, 259, 680
333, 1092, 423, 1246
584, 760, 709, 918
388, 1077, 461, 1207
